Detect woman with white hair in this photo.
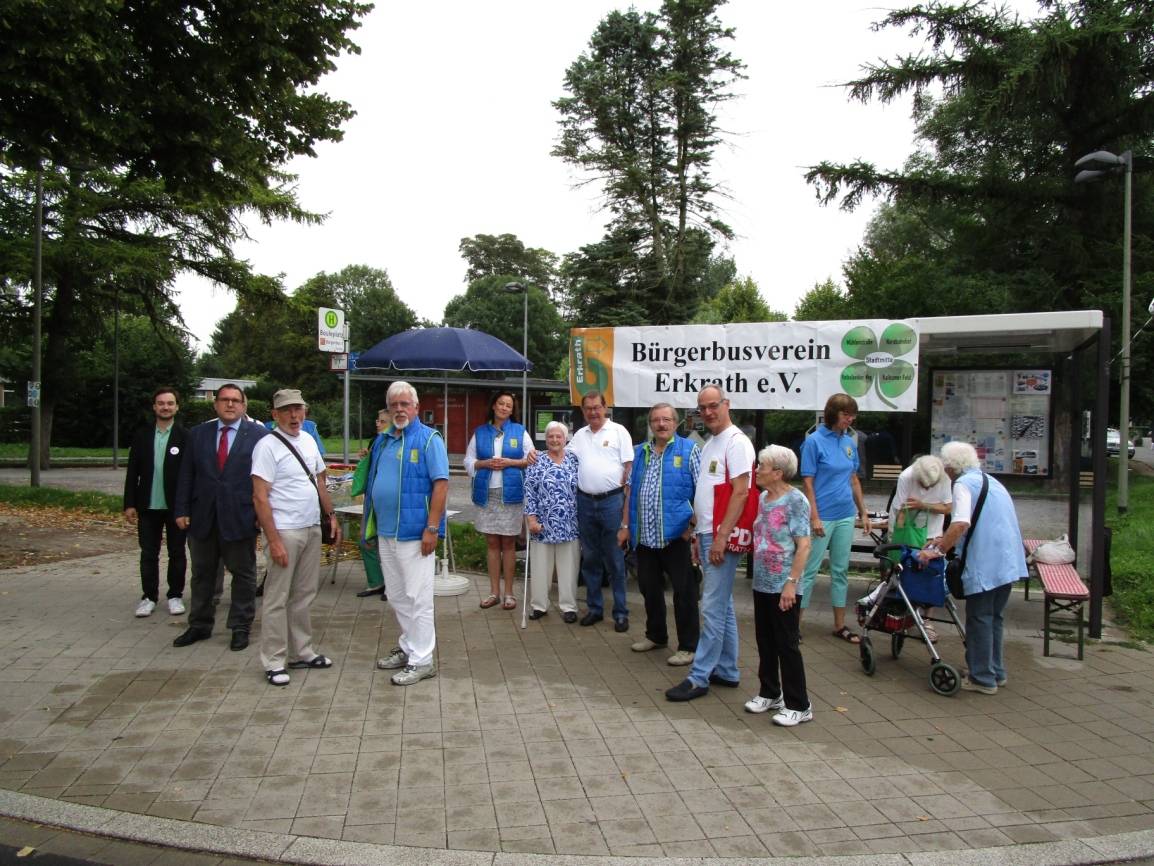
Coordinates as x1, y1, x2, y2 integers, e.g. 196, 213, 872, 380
523, 421, 581, 622
883, 455, 952, 640
747, 444, 814, 726
920, 442, 1027, 694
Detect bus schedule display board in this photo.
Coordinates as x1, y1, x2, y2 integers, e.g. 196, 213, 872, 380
930, 368, 1052, 476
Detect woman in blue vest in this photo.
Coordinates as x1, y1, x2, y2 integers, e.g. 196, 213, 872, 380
466, 391, 535, 610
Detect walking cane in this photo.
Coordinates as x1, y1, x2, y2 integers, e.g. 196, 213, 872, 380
520, 518, 530, 629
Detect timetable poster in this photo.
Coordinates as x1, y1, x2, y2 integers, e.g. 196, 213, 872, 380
930, 369, 1051, 475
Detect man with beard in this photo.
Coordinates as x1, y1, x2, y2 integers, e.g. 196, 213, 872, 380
365, 382, 449, 685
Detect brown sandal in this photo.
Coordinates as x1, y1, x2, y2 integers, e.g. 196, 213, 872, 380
480, 595, 500, 609
832, 626, 861, 644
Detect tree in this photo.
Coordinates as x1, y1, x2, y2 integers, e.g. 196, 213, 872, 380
296, 265, 417, 352
691, 276, 785, 324
0, 1, 370, 466
442, 275, 568, 379
458, 234, 558, 297
554, 0, 744, 324
204, 266, 418, 401
793, 278, 853, 322
804, 0, 1154, 318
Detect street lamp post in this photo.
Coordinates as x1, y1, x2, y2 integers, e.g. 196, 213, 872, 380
502, 282, 529, 432
1075, 149, 1133, 514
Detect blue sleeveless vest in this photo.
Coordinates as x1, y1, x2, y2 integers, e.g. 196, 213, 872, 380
628, 435, 696, 548
471, 421, 526, 507
362, 418, 446, 542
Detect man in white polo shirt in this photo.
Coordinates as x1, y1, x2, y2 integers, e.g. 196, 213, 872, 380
251, 389, 341, 687
567, 391, 634, 631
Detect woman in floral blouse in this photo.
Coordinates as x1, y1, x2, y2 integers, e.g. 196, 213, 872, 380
746, 444, 814, 727
523, 421, 580, 622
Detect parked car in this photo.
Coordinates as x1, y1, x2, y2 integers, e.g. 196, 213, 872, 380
1106, 428, 1136, 458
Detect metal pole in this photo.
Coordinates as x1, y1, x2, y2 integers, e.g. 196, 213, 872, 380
30, 169, 43, 487
1117, 152, 1132, 514
112, 287, 120, 470
1090, 316, 1110, 638
521, 290, 529, 437
343, 323, 350, 465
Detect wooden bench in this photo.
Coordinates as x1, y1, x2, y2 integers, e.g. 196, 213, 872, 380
872, 464, 903, 482
1024, 539, 1089, 660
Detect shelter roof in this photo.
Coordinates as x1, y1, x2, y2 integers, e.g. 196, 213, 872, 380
916, 310, 1103, 356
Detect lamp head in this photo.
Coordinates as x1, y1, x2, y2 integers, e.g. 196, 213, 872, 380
503, 281, 527, 294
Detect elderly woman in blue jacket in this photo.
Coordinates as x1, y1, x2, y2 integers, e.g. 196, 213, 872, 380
919, 441, 1027, 694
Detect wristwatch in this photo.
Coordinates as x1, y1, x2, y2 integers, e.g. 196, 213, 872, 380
424, 525, 437, 533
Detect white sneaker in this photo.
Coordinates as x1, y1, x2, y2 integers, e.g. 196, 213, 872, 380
167, 597, 185, 615
667, 650, 695, 666
376, 647, 408, 670
745, 694, 785, 714
134, 599, 156, 617
391, 662, 436, 686
631, 638, 665, 652
960, 676, 997, 695
772, 706, 814, 727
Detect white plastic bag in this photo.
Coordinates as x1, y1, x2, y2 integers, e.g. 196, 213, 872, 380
1032, 533, 1076, 565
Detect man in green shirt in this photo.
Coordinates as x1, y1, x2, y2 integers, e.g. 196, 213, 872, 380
123, 387, 189, 617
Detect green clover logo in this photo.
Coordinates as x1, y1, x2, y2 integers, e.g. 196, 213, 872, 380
840, 323, 917, 409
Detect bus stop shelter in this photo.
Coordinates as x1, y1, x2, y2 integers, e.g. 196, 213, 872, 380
915, 310, 1108, 636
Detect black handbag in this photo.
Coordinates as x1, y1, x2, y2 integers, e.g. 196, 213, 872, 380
946, 473, 988, 600
271, 431, 335, 544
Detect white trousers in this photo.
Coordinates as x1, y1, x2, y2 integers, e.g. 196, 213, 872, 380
378, 537, 436, 667
529, 539, 579, 614
259, 526, 321, 671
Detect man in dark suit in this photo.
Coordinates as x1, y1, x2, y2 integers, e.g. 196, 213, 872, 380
123, 386, 188, 618
173, 383, 268, 650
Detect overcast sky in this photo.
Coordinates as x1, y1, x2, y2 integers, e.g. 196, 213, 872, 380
174, 0, 1038, 352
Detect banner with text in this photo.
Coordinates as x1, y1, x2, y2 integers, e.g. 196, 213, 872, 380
569, 321, 920, 411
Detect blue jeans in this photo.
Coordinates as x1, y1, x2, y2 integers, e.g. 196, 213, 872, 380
965, 582, 1012, 688
577, 490, 628, 620
688, 533, 740, 688
799, 514, 855, 609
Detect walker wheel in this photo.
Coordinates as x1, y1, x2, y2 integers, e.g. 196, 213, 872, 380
929, 661, 960, 696
859, 637, 876, 676
891, 632, 905, 659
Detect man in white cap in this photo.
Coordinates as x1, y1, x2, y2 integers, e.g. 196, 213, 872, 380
251, 389, 342, 687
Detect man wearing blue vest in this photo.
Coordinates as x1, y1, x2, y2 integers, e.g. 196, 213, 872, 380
626, 403, 701, 666
365, 382, 449, 686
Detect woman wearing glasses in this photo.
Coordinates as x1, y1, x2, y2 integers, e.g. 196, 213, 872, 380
798, 393, 871, 643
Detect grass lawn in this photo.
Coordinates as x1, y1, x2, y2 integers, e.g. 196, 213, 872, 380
0, 483, 122, 515
1105, 471, 1154, 644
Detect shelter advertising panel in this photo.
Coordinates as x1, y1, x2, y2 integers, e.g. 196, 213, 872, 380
930, 368, 1052, 475
568, 320, 920, 411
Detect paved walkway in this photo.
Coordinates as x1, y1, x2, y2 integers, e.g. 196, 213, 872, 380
1, 537, 1153, 864
2, 466, 1153, 863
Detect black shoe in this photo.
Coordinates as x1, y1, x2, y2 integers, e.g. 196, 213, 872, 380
562, 611, 578, 624
173, 629, 210, 648
356, 587, 384, 598
579, 612, 603, 627
614, 617, 629, 633
230, 630, 250, 651
380, 592, 388, 601
665, 679, 708, 702
528, 609, 547, 621
708, 673, 740, 688
255, 581, 264, 598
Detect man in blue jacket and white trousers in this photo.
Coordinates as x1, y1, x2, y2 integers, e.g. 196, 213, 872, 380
365, 382, 449, 686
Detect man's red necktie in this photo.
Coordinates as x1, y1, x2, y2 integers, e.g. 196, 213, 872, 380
217, 427, 229, 471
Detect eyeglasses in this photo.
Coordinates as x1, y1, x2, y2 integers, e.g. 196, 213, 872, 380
388, 401, 415, 410
697, 400, 725, 413
215, 397, 243, 405
839, 411, 857, 419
